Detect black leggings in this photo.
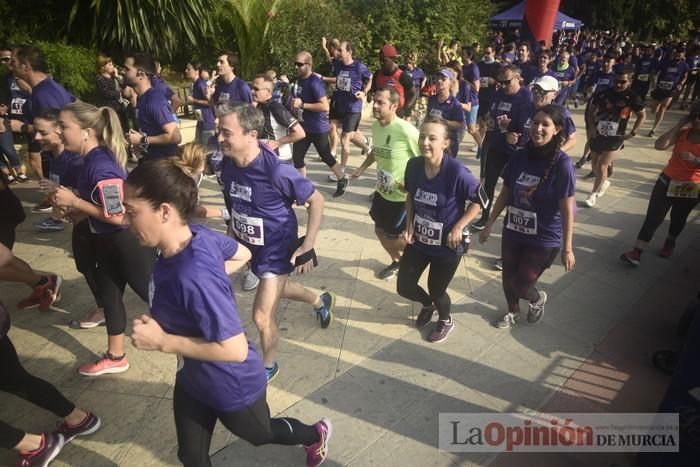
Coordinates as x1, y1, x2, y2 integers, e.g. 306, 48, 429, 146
0, 336, 75, 449
95, 229, 155, 336
397, 244, 461, 321
480, 146, 509, 221
72, 219, 102, 308
637, 175, 699, 243
173, 384, 319, 467
292, 132, 339, 169
501, 237, 558, 313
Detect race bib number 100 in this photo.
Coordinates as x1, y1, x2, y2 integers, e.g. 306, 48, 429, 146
231, 210, 265, 246
414, 215, 443, 246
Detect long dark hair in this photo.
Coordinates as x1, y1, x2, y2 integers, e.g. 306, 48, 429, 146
534, 104, 567, 151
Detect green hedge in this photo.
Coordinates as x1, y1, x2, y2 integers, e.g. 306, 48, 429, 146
35, 41, 98, 102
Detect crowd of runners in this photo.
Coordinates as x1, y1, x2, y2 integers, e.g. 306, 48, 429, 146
0, 26, 699, 467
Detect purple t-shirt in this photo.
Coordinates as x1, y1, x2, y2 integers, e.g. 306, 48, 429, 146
77, 146, 127, 234
502, 148, 576, 248
28, 78, 75, 121
486, 86, 533, 155
427, 94, 465, 126
634, 56, 658, 80
550, 65, 577, 85
192, 78, 215, 131
655, 60, 690, 91
213, 76, 253, 105
586, 70, 615, 93
149, 224, 267, 412
220, 143, 316, 276
456, 80, 478, 106
462, 62, 480, 85
47, 150, 83, 189
404, 155, 482, 257
7, 76, 31, 121
408, 67, 426, 94
293, 74, 329, 134
332, 60, 371, 113
151, 75, 175, 100
136, 87, 178, 160
516, 104, 576, 148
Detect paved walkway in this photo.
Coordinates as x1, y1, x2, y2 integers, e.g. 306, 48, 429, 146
1, 106, 698, 467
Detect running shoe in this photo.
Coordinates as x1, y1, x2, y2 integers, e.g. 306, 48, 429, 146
18, 433, 65, 467
333, 177, 348, 198
34, 218, 65, 232
7, 174, 16, 184
428, 318, 454, 343
415, 304, 436, 328
468, 146, 479, 153
17, 173, 29, 182
71, 308, 106, 329
527, 291, 547, 324
575, 156, 587, 169
495, 311, 520, 329
304, 418, 332, 467
315, 292, 335, 329
362, 136, 373, 155
584, 192, 597, 207
265, 361, 279, 382
56, 412, 101, 442
619, 249, 641, 266
17, 286, 44, 310
377, 261, 400, 280
39, 275, 63, 311
598, 180, 611, 197
470, 217, 488, 231
78, 353, 129, 377
647, 129, 655, 137
658, 239, 674, 258
494, 258, 503, 271
583, 171, 596, 181
241, 270, 260, 291
32, 197, 53, 213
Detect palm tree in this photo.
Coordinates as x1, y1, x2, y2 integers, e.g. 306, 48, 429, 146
67, 0, 216, 60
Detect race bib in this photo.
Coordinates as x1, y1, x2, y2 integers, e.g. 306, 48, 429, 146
231, 210, 265, 246
49, 173, 60, 184
337, 72, 351, 92
636, 73, 649, 82
597, 120, 619, 137
597, 78, 610, 86
480, 77, 489, 88
666, 180, 700, 199
429, 109, 443, 118
658, 80, 673, 90
10, 97, 25, 115
376, 169, 394, 193
414, 215, 443, 246
505, 206, 538, 235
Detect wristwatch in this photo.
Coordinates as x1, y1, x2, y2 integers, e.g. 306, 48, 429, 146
140, 134, 149, 145
300, 102, 305, 110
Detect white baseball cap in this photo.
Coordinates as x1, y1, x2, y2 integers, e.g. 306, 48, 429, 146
532, 75, 559, 92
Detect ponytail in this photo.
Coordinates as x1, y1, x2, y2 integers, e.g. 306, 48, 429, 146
100, 106, 128, 169
172, 142, 206, 178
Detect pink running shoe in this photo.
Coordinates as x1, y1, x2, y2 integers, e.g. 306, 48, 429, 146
658, 240, 674, 258
304, 418, 332, 467
39, 275, 63, 311
78, 353, 129, 377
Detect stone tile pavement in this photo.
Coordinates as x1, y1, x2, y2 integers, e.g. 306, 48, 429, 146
0, 106, 698, 466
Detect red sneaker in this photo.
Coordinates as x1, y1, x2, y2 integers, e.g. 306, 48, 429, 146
17, 287, 43, 310
303, 418, 332, 467
39, 275, 63, 311
78, 353, 129, 377
658, 240, 674, 258
619, 249, 641, 266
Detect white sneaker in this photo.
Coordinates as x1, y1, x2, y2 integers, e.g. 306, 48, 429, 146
584, 192, 597, 207
598, 180, 611, 197
241, 270, 259, 291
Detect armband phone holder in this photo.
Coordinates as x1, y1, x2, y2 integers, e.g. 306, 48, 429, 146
96, 178, 125, 218
293, 236, 318, 267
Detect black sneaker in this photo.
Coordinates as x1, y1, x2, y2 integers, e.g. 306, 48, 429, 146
18, 432, 65, 467
493, 258, 503, 271
56, 412, 101, 442
415, 304, 436, 328
583, 171, 596, 181
333, 177, 348, 198
527, 291, 547, 324
377, 261, 400, 280
17, 173, 29, 182
428, 318, 454, 343
470, 217, 488, 231
575, 156, 587, 169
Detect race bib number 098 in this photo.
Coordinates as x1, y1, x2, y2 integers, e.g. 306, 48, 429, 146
231, 210, 265, 246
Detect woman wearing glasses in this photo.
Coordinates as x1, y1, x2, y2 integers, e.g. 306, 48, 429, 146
621, 102, 700, 265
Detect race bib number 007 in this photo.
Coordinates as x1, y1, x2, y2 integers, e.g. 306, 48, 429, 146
414, 215, 443, 246
505, 206, 537, 235
231, 210, 265, 246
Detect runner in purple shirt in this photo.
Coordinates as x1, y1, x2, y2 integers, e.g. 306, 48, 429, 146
427, 68, 465, 157
211, 51, 253, 105
217, 102, 335, 382
124, 52, 182, 161
550, 50, 577, 106
648, 48, 690, 137
125, 159, 331, 467
185, 62, 216, 146
399, 116, 485, 343
53, 102, 156, 378
480, 104, 576, 330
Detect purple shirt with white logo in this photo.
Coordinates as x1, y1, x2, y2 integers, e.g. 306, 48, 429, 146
136, 87, 178, 160
28, 78, 75, 121
149, 224, 267, 412
404, 155, 482, 257
47, 150, 83, 189
486, 86, 533, 155
655, 60, 690, 91
502, 148, 576, 247
213, 76, 253, 105
221, 143, 316, 275
77, 146, 127, 234
293, 74, 330, 134
332, 60, 371, 113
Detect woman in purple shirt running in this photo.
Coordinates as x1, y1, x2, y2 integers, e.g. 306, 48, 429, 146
125, 159, 331, 467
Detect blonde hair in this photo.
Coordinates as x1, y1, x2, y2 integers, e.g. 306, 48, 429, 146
96, 54, 112, 73
62, 101, 128, 169
172, 142, 206, 177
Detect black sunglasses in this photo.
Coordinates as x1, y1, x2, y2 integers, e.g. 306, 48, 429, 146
294, 62, 309, 67
497, 77, 515, 85
614, 79, 628, 85
0, 57, 11, 62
